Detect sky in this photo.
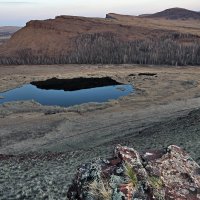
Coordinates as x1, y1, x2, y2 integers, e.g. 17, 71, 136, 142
0, 0, 199, 26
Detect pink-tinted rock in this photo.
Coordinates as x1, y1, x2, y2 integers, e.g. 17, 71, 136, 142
145, 145, 200, 200
67, 145, 200, 200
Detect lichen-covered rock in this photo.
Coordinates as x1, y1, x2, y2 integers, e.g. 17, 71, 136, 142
67, 145, 200, 200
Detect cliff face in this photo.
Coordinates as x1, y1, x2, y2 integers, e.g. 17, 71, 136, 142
67, 145, 200, 199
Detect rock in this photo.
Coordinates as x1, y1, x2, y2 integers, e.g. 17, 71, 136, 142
0, 96, 4, 99
67, 145, 200, 199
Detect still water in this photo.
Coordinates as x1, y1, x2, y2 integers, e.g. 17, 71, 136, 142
0, 77, 134, 107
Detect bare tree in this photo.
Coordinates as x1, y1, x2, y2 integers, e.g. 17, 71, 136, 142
0, 32, 200, 65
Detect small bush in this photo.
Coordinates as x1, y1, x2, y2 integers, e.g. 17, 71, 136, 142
88, 179, 112, 200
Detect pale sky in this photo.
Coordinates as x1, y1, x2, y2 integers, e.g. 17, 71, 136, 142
0, 0, 199, 26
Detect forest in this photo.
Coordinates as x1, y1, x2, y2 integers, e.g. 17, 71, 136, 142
0, 32, 200, 65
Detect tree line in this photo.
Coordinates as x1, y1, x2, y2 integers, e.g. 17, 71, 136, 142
0, 32, 200, 65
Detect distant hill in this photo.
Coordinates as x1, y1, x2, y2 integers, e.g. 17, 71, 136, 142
0, 26, 21, 37
0, 26, 21, 45
106, 13, 136, 20
0, 10, 200, 65
138, 14, 151, 17
143, 8, 200, 20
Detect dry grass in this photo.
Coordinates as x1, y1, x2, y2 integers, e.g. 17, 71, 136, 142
124, 162, 138, 187
107, 13, 200, 36
149, 176, 164, 200
88, 179, 112, 200
149, 176, 163, 190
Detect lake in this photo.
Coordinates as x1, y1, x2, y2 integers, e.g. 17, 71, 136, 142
0, 77, 134, 107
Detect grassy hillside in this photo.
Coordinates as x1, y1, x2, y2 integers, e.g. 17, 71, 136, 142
0, 9, 200, 65
144, 8, 200, 20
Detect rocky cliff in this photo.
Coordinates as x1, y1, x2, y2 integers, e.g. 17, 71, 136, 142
67, 145, 200, 199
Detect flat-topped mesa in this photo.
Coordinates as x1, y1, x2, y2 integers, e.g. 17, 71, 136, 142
55, 15, 99, 20
106, 13, 118, 19
25, 15, 109, 31
26, 20, 56, 30
55, 15, 82, 19
106, 13, 136, 21
67, 145, 200, 199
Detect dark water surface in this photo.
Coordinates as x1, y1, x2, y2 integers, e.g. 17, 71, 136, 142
0, 77, 134, 107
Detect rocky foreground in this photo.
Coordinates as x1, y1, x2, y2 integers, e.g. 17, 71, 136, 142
68, 145, 200, 200
0, 152, 71, 200
1, 65, 200, 199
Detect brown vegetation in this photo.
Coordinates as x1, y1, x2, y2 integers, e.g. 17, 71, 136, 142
70, 32, 200, 65
0, 8, 200, 65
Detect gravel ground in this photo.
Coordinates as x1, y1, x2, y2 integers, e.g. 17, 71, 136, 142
0, 153, 70, 200
1, 107, 200, 200
0, 148, 115, 200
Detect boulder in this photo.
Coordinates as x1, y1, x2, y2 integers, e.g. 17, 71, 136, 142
67, 145, 200, 199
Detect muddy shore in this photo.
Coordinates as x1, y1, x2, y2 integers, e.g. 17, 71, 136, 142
1, 64, 200, 199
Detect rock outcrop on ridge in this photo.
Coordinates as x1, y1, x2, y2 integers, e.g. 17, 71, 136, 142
67, 145, 200, 199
